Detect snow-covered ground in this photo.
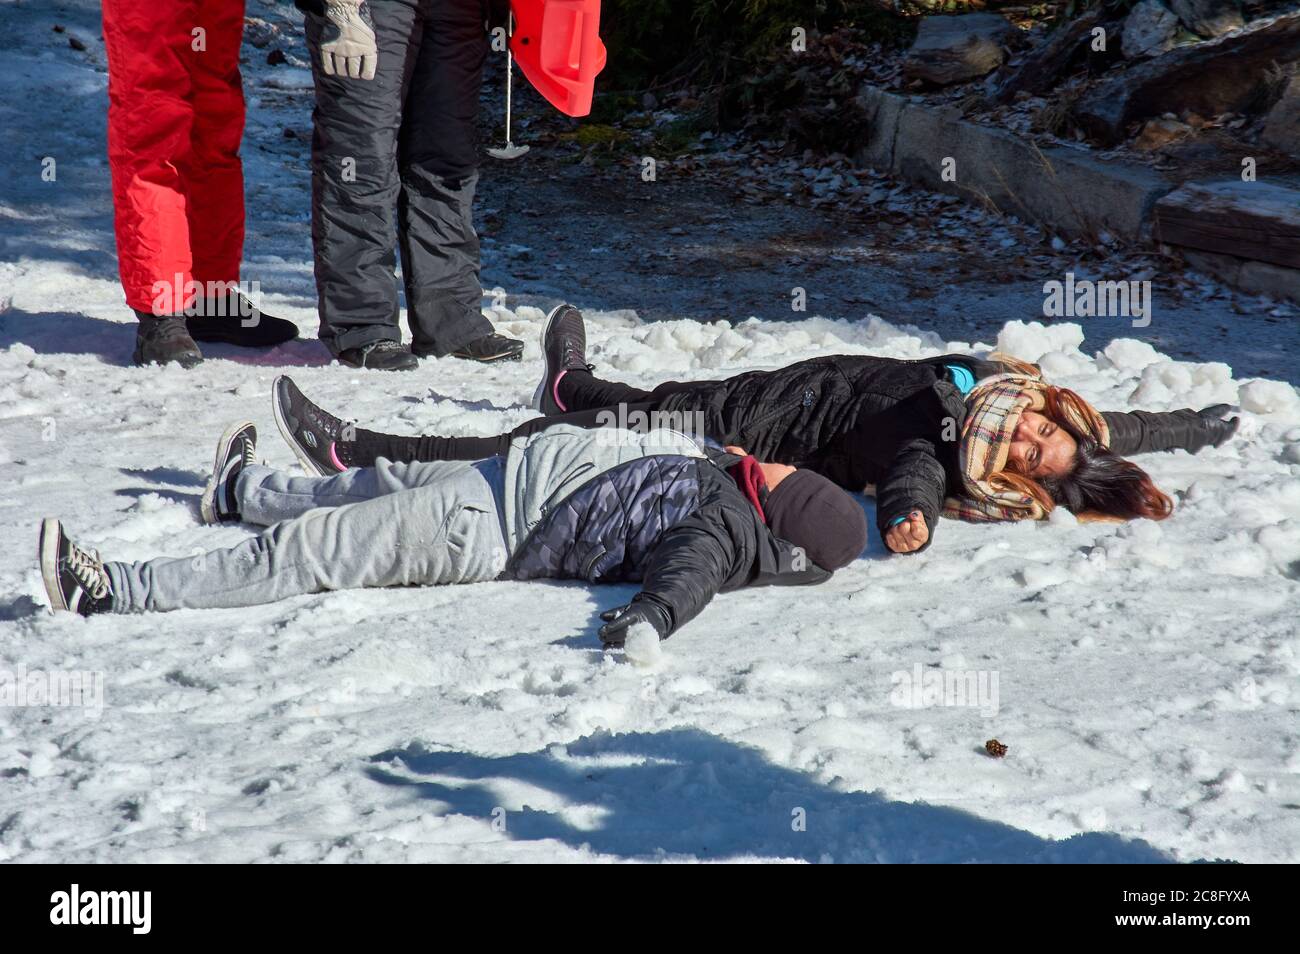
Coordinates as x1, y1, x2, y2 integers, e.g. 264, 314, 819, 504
1, 1, 1298, 863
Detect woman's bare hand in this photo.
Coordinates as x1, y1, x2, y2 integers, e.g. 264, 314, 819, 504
885, 510, 929, 553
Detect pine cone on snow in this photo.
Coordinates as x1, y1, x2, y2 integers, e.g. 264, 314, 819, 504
985, 739, 1009, 758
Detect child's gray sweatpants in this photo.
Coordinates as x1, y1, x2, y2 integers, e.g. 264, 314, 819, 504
106, 457, 508, 613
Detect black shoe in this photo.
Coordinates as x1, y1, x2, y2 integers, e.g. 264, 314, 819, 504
336, 340, 419, 371
133, 315, 204, 368
442, 332, 524, 364
39, 519, 113, 616
272, 375, 349, 475
201, 422, 257, 525
532, 304, 589, 415
187, 291, 299, 347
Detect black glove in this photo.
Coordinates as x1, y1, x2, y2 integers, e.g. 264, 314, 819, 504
597, 598, 671, 648
1196, 404, 1241, 449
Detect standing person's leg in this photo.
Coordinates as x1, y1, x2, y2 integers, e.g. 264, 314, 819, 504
101, 0, 204, 367
397, 0, 521, 362
185, 0, 245, 303
304, 0, 421, 370
185, 0, 299, 347
107, 459, 507, 612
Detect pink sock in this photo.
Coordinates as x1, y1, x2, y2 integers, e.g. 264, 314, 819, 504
552, 369, 569, 413
328, 442, 347, 472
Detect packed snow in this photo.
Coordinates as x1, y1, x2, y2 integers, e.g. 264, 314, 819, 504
1, 0, 1298, 863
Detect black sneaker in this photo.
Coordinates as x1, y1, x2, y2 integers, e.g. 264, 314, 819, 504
532, 304, 589, 415
336, 340, 419, 371
39, 519, 113, 616
201, 422, 257, 525
187, 291, 299, 347
272, 375, 348, 476
133, 315, 204, 368
442, 332, 524, 363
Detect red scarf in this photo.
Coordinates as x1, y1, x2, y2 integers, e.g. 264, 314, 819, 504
728, 455, 768, 523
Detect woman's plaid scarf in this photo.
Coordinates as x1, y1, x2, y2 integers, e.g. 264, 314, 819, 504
941, 368, 1109, 523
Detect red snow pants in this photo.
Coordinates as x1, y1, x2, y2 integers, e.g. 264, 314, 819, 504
102, 0, 247, 314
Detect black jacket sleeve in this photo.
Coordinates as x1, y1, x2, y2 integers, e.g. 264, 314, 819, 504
1102, 409, 1224, 456
634, 503, 753, 638
875, 437, 946, 554
634, 499, 831, 638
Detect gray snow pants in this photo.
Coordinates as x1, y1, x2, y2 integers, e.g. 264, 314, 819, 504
107, 457, 508, 613
304, 0, 492, 356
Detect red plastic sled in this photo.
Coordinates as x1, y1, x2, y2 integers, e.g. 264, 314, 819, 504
510, 0, 607, 117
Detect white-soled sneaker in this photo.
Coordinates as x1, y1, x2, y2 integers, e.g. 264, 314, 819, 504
272, 376, 349, 476
200, 421, 257, 525
39, 519, 113, 616
531, 303, 589, 415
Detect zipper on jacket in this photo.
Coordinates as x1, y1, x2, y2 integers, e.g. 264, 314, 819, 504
506, 461, 600, 577
536, 462, 595, 519
580, 545, 607, 579
744, 390, 814, 435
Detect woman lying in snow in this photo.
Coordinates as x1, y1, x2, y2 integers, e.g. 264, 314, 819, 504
39, 422, 868, 646
271, 305, 1241, 554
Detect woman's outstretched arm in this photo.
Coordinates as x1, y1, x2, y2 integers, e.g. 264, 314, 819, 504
1101, 406, 1239, 457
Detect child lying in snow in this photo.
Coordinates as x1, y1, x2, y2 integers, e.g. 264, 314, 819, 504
38, 423, 869, 646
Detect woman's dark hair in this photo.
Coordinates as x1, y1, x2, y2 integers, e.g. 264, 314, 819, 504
990, 380, 1174, 522
1039, 435, 1174, 521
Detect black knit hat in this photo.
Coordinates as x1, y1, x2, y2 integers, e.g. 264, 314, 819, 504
764, 469, 868, 570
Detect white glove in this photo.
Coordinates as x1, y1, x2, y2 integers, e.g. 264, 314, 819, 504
319, 0, 377, 80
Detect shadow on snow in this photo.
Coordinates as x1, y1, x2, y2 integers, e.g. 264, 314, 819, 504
365, 728, 1173, 863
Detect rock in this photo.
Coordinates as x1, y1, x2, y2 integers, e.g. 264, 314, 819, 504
1134, 116, 1193, 149
855, 84, 906, 169
1154, 180, 1300, 270
1122, 1, 1181, 58
903, 14, 1016, 87
1168, 0, 1245, 38
991, 9, 1105, 104
864, 0, 1025, 14
1181, 249, 1300, 303
1075, 10, 1300, 145
1262, 76, 1300, 159
881, 92, 1172, 240
244, 17, 279, 49
266, 48, 287, 67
